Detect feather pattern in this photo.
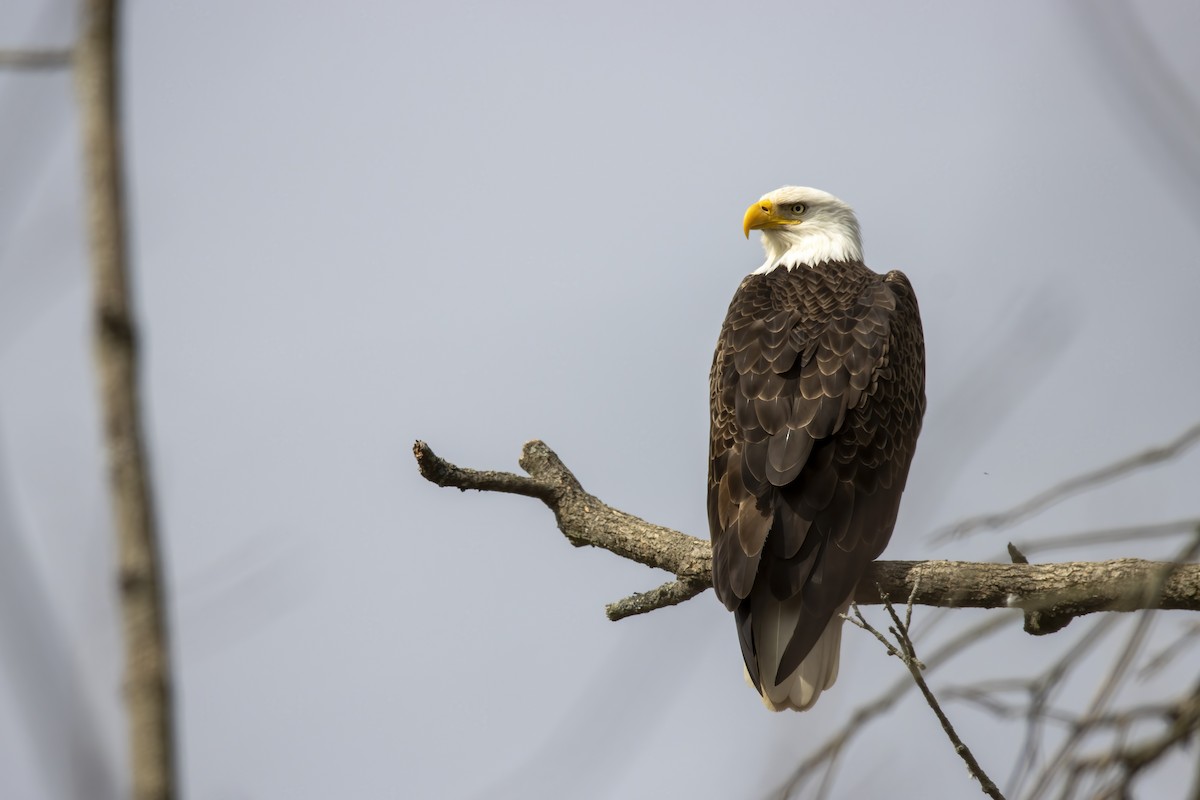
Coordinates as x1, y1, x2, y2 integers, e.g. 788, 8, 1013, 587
709, 259, 925, 711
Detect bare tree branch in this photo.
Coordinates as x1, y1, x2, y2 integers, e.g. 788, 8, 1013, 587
414, 439, 711, 586
75, 2, 176, 799
934, 420, 1200, 542
605, 578, 709, 621
420, 439, 1200, 794
0, 48, 73, 69
416, 440, 1200, 623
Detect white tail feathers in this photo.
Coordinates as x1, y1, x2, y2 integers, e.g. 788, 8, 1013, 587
746, 592, 852, 712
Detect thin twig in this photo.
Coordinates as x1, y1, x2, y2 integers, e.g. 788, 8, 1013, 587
770, 614, 1014, 799
843, 603, 900, 659
848, 592, 1006, 799
933, 420, 1200, 542
75, 2, 175, 799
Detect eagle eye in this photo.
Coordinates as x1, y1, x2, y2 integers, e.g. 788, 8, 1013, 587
791, 203, 806, 215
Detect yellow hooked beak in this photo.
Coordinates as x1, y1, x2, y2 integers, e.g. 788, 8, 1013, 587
743, 199, 785, 238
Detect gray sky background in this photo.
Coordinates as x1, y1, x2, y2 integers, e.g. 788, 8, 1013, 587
2, 1, 1199, 798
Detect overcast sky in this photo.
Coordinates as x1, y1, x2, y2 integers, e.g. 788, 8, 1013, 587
2, 1, 1199, 798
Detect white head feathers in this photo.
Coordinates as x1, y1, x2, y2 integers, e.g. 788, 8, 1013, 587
744, 186, 863, 273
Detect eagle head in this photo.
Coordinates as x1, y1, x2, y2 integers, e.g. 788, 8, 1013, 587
743, 186, 863, 272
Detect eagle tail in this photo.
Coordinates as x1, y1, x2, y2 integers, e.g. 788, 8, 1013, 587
748, 593, 851, 712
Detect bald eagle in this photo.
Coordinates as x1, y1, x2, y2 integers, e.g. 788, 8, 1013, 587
708, 187, 925, 711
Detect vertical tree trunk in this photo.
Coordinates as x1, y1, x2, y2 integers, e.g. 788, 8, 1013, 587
74, 1, 177, 798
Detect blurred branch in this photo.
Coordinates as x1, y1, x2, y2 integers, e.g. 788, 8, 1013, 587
1025, 534, 1200, 800
934, 420, 1200, 542
414, 440, 1200, 622
1138, 620, 1200, 679
962, 615, 1124, 796
1045, 679, 1200, 800
1076, 681, 1200, 798
1014, 517, 1200, 557
0, 48, 73, 69
75, 2, 176, 799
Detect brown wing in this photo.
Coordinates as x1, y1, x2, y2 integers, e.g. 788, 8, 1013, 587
708, 262, 925, 690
